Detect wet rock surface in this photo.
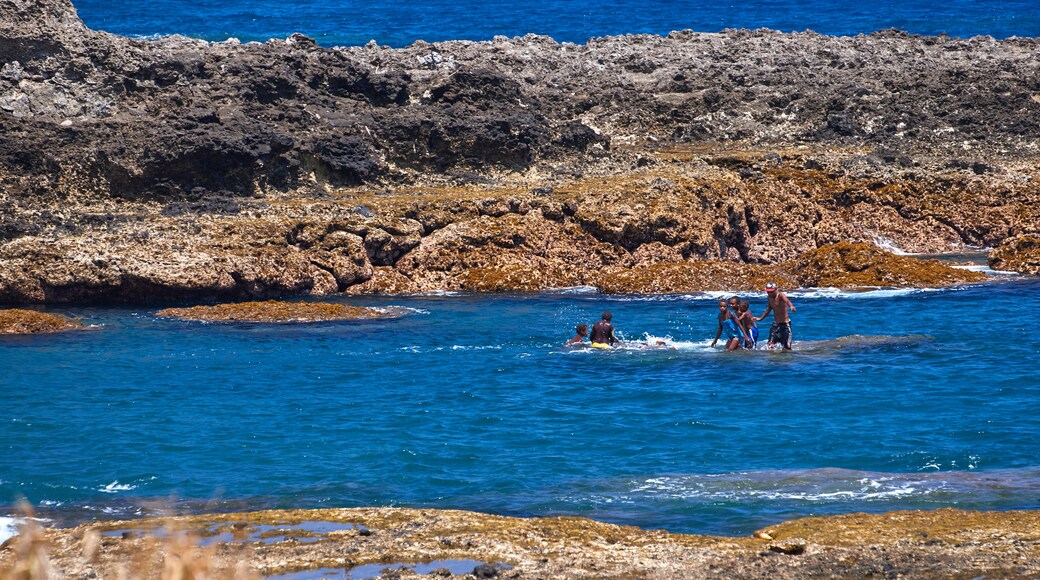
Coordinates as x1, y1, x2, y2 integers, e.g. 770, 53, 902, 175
1, 0, 1038, 304
6, 507, 1040, 579
156, 300, 397, 322
0, 308, 83, 333
990, 235, 1040, 275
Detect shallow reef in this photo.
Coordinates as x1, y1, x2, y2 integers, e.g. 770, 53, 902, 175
156, 301, 397, 322
0, 309, 84, 334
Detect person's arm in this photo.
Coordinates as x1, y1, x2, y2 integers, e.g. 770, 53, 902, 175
732, 312, 749, 342
610, 328, 623, 345
756, 304, 772, 322
711, 321, 722, 347
783, 293, 796, 313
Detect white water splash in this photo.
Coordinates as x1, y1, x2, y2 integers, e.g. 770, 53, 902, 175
872, 235, 909, 255
99, 480, 136, 494
0, 517, 21, 545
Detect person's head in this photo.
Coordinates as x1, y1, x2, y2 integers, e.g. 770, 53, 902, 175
576, 323, 588, 336
765, 282, 778, 294
728, 295, 740, 309
718, 299, 728, 312
738, 300, 749, 313
601, 311, 612, 322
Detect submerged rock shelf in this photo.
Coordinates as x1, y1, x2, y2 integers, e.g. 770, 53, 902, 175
157, 300, 400, 322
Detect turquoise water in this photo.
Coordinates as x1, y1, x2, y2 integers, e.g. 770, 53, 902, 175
3, 276, 1040, 536
73, 0, 1040, 46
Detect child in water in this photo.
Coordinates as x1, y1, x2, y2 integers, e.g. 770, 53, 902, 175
565, 324, 588, 346
712, 298, 748, 351
737, 300, 758, 349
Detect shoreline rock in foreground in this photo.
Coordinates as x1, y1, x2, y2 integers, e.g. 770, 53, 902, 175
0, 309, 84, 334
156, 300, 397, 322
0, 0, 1038, 304
3, 507, 1039, 578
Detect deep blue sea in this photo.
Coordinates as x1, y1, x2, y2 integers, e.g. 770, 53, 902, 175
73, 0, 1040, 46
3, 272, 1040, 539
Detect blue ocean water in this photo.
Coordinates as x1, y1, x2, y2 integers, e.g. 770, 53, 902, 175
3, 276, 1040, 537
73, 0, 1040, 46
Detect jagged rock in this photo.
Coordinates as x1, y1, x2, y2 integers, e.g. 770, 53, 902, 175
0, 0, 1036, 303
989, 234, 1040, 275
793, 242, 987, 288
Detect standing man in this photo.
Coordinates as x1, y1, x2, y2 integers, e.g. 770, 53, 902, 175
756, 282, 796, 350
590, 311, 623, 349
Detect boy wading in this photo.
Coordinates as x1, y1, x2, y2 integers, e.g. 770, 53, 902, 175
757, 282, 796, 350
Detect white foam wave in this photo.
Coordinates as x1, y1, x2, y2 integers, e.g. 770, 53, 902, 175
450, 345, 502, 351
370, 305, 428, 315
0, 517, 21, 545
788, 287, 937, 299
99, 480, 136, 494
872, 235, 909, 255
952, 264, 1019, 276
545, 285, 599, 295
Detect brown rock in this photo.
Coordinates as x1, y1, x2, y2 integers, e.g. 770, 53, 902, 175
989, 234, 1040, 275
793, 242, 988, 288
343, 267, 420, 295
155, 300, 396, 322
0, 309, 84, 334
595, 261, 793, 294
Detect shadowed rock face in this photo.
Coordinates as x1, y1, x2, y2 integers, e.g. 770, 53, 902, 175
0, 0, 1037, 303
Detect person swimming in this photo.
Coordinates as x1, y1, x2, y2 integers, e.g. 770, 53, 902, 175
565, 323, 588, 346
589, 311, 623, 349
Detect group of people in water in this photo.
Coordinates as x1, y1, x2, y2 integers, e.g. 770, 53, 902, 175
565, 282, 797, 351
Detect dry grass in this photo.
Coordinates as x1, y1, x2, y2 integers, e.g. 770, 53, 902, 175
0, 502, 257, 580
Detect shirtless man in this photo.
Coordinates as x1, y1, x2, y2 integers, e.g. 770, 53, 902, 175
589, 311, 623, 348
756, 282, 796, 350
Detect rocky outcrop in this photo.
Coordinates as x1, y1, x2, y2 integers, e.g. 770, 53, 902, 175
0, 308, 83, 333
792, 242, 988, 288
156, 300, 397, 322
0, 0, 1037, 304
990, 235, 1040, 275
7, 507, 1040, 579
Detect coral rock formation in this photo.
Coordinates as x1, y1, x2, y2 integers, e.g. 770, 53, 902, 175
156, 300, 396, 322
0, 308, 83, 333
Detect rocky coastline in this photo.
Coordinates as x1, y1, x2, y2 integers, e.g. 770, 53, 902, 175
1, 0, 1038, 304
4, 507, 1040, 578
3, 0, 1040, 576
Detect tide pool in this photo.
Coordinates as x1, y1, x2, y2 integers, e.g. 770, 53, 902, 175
2, 277, 1039, 538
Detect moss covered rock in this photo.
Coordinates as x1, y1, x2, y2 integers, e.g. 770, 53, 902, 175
0, 309, 85, 334
989, 235, 1040, 275
156, 301, 396, 322
793, 242, 987, 288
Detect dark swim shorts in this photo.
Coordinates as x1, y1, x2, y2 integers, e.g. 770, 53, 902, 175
769, 321, 792, 349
